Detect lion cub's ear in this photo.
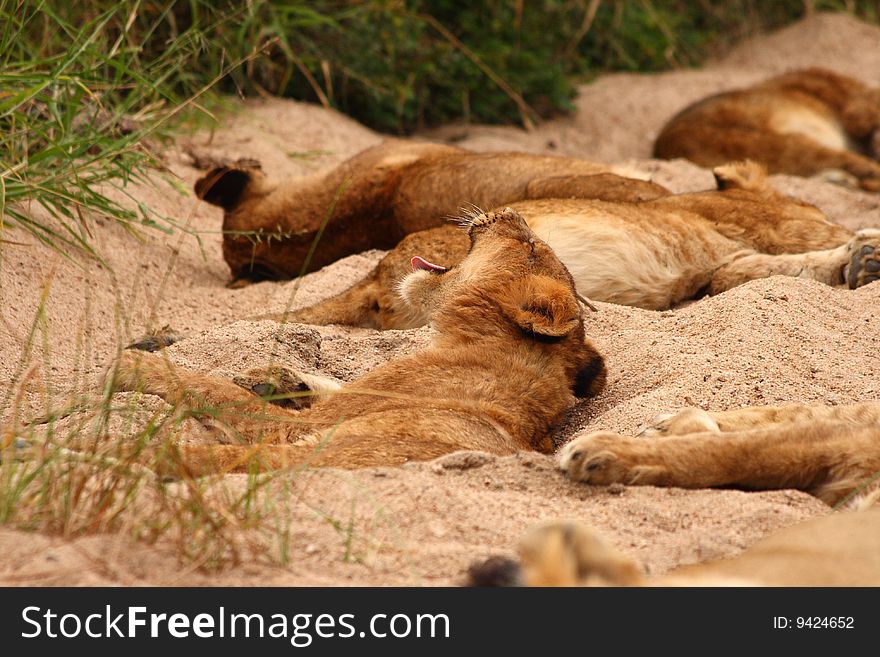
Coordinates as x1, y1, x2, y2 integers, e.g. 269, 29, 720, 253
195, 163, 266, 210
712, 160, 770, 193
502, 275, 580, 338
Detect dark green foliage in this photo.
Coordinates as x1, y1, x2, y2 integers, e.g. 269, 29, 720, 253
200, 0, 876, 132
6, 1, 880, 137
576, 1, 879, 73
10, 1, 876, 136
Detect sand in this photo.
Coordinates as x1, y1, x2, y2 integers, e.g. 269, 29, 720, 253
0, 12, 877, 586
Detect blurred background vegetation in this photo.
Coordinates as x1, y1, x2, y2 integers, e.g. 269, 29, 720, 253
6, 0, 880, 133
218, 0, 877, 131
2, 0, 879, 251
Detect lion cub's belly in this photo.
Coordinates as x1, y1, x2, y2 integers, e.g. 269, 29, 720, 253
768, 101, 850, 151
522, 205, 739, 310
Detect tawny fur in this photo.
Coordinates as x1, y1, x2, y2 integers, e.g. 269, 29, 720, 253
477, 511, 880, 587
258, 226, 470, 330
283, 160, 880, 328
109, 209, 606, 476
194, 140, 666, 284
654, 68, 880, 191
559, 401, 880, 506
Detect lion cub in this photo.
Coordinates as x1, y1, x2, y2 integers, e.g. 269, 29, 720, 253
110, 208, 606, 476
654, 68, 880, 190
279, 160, 880, 329
193, 140, 665, 285
469, 511, 880, 586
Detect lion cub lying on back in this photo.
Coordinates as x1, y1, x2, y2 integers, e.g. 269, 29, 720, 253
654, 68, 880, 190
110, 209, 606, 476
282, 160, 880, 329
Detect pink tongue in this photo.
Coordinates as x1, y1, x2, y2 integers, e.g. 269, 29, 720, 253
411, 256, 447, 273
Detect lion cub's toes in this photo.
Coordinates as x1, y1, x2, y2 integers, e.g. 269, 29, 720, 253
557, 432, 663, 485
638, 407, 720, 437
844, 229, 880, 289
232, 366, 313, 409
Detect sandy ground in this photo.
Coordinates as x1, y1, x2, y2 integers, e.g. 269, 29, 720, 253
0, 12, 878, 586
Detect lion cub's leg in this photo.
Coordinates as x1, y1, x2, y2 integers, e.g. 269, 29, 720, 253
799, 145, 880, 192
709, 229, 880, 294
250, 277, 382, 328
639, 407, 720, 437
736, 130, 880, 191
559, 421, 880, 505
641, 402, 880, 437
109, 351, 303, 443
156, 442, 328, 478
525, 173, 670, 203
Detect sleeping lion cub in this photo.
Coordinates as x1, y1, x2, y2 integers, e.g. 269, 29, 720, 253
468, 510, 880, 586
193, 139, 665, 285
654, 68, 880, 190
109, 208, 606, 476
279, 160, 880, 329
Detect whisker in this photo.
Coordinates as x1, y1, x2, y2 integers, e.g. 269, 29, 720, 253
446, 203, 486, 230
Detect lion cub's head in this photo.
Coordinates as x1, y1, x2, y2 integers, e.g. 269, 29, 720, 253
398, 207, 606, 398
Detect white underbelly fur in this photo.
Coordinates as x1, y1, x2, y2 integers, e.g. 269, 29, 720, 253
527, 213, 729, 310
770, 106, 849, 151
523, 210, 741, 310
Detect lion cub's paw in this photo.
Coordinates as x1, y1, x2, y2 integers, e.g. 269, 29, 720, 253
816, 169, 860, 189
232, 366, 313, 409
557, 433, 664, 485
638, 407, 720, 437
859, 177, 880, 193
845, 229, 880, 289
